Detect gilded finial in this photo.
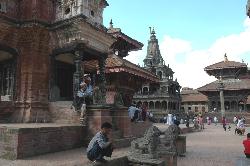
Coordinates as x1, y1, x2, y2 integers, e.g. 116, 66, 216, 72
151, 27, 156, 35
224, 53, 228, 62
109, 19, 113, 28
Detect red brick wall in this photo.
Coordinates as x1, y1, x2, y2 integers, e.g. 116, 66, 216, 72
0, 125, 86, 159
11, 26, 51, 122
19, 0, 55, 22
0, 20, 52, 122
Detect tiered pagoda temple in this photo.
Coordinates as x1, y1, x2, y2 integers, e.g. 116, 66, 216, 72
198, 55, 250, 116
133, 28, 181, 119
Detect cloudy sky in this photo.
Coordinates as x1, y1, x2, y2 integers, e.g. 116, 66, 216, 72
103, 0, 250, 89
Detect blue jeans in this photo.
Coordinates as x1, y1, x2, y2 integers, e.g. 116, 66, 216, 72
87, 143, 113, 161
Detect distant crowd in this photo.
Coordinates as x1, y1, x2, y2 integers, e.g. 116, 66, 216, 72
128, 103, 156, 122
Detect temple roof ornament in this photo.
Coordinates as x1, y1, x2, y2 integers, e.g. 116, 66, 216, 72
205, 60, 247, 71
109, 19, 113, 29
224, 53, 228, 62
107, 20, 143, 56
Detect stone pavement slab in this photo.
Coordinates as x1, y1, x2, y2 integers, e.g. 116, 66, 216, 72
178, 124, 250, 166
0, 147, 129, 166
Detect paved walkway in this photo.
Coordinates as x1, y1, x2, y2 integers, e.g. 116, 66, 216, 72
1, 123, 250, 166
178, 124, 250, 166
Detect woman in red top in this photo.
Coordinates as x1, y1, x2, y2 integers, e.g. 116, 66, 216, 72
243, 133, 250, 158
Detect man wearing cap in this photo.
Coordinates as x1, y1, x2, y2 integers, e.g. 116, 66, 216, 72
76, 75, 93, 108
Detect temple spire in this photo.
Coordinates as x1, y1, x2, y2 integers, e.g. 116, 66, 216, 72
144, 27, 164, 67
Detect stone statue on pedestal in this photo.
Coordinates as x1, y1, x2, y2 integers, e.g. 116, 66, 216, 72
128, 124, 181, 166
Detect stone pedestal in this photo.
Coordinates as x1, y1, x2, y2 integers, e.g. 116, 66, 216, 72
176, 135, 186, 156
128, 157, 166, 166
49, 101, 80, 123
112, 107, 153, 138
86, 105, 113, 138
161, 153, 177, 166
86, 105, 153, 146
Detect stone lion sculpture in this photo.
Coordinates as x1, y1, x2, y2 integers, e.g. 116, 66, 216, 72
158, 124, 181, 155
129, 126, 162, 159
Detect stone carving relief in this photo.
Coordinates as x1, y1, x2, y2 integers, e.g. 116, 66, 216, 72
114, 91, 124, 106
129, 124, 181, 165
129, 126, 162, 160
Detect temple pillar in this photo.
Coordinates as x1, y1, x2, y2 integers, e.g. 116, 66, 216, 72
243, 96, 247, 111
218, 80, 225, 117
97, 56, 107, 105
236, 99, 240, 112
166, 101, 168, 111
72, 49, 84, 109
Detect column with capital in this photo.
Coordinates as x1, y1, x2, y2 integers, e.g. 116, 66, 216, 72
218, 79, 225, 118
72, 50, 84, 110
97, 56, 107, 105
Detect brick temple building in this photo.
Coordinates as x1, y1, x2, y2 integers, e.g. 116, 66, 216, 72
133, 28, 182, 119
0, 0, 158, 159
197, 55, 250, 120
180, 87, 208, 115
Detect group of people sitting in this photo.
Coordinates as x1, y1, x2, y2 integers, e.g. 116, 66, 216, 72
128, 103, 148, 122
234, 116, 246, 135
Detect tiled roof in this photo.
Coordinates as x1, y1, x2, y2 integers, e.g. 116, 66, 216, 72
205, 61, 247, 71
108, 29, 143, 51
198, 79, 250, 92
181, 89, 208, 102
105, 55, 159, 82
83, 55, 159, 82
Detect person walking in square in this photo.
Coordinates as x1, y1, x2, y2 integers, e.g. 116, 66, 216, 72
213, 116, 218, 126
222, 116, 227, 131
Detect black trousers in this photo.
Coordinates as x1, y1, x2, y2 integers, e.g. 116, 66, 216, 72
87, 143, 113, 161
131, 110, 139, 122
223, 124, 226, 131
245, 153, 250, 158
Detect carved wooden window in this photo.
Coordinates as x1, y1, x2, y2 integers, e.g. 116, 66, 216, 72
0, 59, 15, 101
0, 2, 7, 13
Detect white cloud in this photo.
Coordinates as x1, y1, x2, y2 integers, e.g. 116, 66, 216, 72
126, 18, 250, 89
125, 49, 145, 67
159, 17, 250, 89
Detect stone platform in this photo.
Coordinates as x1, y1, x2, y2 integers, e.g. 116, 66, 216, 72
0, 123, 191, 166
0, 120, 153, 160
0, 123, 86, 160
